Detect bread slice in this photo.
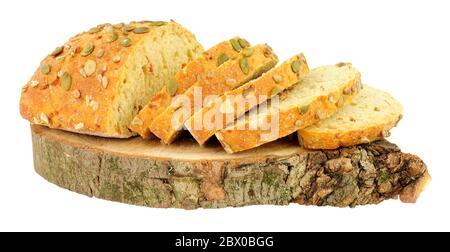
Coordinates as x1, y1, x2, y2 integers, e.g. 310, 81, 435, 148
149, 44, 279, 144
20, 21, 203, 138
129, 37, 251, 138
185, 53, 309, 145
298, 85, 403, 149
215, 63, 362, 153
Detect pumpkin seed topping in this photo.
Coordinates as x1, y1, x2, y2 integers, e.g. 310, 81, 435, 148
230, 39, 242, 52
167, 79, 178, 96
133, 26, 150, 34
271, 87, 281, 96
106, 32, 118, 42
60, 72, 72, 91
291, 60, 301, 73
238, 38, 250, 48
148, 21, 166, 26
239, 58, 249, 74
217, 53, 229, 66
81, 44, 95, 57
40, 64, 51, 75
298, 105, 309, 115
242, 47, 254, 57
120, 37, 132, 47
50, 46, 64, 57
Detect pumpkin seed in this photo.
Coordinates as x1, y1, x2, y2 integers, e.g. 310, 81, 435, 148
120, 37, 132, 47
148, 21, 166, 26
88, 26, 101, 34
81, 44, 95, 57
103, 25, 114, 33
272, 74, 282, 83
238, 38, 250, 48
83, 60, 97, 76
133, 26, 150, 34
167, 79, 178, 96
106, 32, 118, 42
242, 47, 254, 57
114, 23, 125, 29
60, 72, 72, 91
96, 48, 105, 58
56, 56, 66, 62
239, 58, 249, 74
217, 53, 229, 66
230, 39, 242, 52
271, 86, 281, 96
298, 105, 309, 115
123, 25, 135, 32
50, 46, 64, 57
40, 64, 51, 75
291, 60, 301, 73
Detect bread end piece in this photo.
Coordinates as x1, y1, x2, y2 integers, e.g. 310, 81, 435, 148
20, 21, 203, 138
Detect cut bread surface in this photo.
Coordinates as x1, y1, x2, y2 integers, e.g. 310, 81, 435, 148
298, 85, 403, 149
149, 44, 279, 144
130, 37, 250, 138
216, 63, 362, 153
185, 53, 309, 145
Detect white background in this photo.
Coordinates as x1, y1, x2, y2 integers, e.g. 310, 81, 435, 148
1, 0, 449, 231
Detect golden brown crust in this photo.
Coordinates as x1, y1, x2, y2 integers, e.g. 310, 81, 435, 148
149, 44, 278, 144
185, 53, 309, 145
299, 117, 401, 149
20, 21, 201, 138
129, 37, 249, 138
216, 73, 361, 153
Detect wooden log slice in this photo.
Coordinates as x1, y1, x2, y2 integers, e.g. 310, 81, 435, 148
31, 125, 430, 209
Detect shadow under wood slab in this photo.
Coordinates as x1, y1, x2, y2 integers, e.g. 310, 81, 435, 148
31, 125, 430, 209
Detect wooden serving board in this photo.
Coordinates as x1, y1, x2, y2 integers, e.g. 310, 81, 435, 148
31, 125, 430, 209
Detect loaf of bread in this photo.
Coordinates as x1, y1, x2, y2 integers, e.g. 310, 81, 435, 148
298, 85, 403, 149
216, 63, 362, 153
20, 21, 203, 138
149, 44, 279, 144
129, 37, 251, 138
185, 53, 309, 145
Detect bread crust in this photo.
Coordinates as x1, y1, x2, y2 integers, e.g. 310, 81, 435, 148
129, 37, 248, 138
185, 53, 309, 145
149, 44, 279, 144
299, 117, 401, 149
216, 67, 362, 153
20, 21, 202, 138
299, 85, 403, 149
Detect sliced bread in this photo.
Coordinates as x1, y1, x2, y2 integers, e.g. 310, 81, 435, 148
185, 53, 309, 145
20, 21, 203, 138
215, 63, 362, 153
129, 37, 251, 138
149, 44, 279, 144
298, 85, 403, 149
